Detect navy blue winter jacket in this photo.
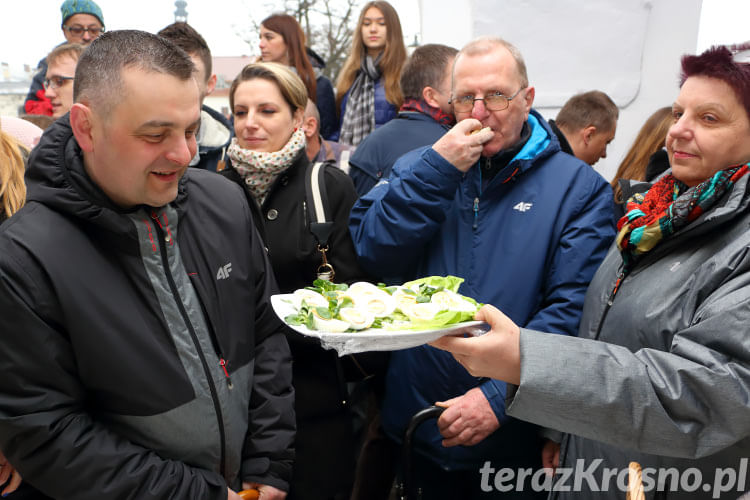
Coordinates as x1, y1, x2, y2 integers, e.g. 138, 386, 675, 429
315, 75, 338, 140
349, 110, 615, 469
348, 111, 450, 196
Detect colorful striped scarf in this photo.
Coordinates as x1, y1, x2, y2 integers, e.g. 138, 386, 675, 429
616, 163, 749, 273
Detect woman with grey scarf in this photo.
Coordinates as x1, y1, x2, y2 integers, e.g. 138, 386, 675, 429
334, 1, 407, 146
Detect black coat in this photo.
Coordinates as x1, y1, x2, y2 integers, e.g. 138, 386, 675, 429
222, 149, 370, 498
0, 116, 295, 498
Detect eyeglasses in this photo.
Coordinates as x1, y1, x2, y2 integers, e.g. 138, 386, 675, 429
44, 76, 75, 90
63, 25, 105, 37
450, 87, 525, 113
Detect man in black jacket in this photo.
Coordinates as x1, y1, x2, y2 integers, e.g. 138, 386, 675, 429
547, 90, 618, 166
0, 30, 294, 500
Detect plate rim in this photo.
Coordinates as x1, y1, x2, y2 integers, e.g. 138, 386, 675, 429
270, 293, 484, 339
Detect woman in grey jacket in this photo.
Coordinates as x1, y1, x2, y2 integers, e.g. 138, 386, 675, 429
431, 44, 750, 499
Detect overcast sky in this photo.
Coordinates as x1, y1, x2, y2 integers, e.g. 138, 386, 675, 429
0, 0, 421, 69
0, 0, 746, 70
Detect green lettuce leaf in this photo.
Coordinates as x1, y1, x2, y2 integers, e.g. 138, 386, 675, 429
403, 275, 465, 293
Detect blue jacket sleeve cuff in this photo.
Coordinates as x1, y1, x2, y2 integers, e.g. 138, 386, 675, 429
479, 378, 510, 424
422, 147, 466, 180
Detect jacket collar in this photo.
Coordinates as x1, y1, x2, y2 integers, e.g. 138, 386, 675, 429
478, 109, 556, 187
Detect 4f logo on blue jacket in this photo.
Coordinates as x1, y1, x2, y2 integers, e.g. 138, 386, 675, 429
513, 202, 533, 212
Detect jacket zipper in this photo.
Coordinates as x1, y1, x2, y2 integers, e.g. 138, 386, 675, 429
150, 212, 228, 477
473, 197, 480, 229
473, 159, 485, 230
594, 264, 625, 341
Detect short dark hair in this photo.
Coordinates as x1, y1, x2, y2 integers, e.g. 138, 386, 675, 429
555, 90, 619, 133
74, 30, 195, 115
680, 44, 750, 122
400, 44, 458, 101
157, 22, 212, 82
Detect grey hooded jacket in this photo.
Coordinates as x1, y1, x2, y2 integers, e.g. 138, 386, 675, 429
507, 173, 750, 499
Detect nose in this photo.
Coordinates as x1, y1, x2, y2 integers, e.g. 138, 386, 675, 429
259, 38, 266, 49
470, 98, 489, 121
82, 31, 92, 42
242, 110, 259, 130
44, 85, 57, 99
166, 136, 195, 166
668, 114, 691, 141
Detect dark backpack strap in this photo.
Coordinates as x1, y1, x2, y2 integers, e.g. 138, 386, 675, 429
304, 161, 334, 246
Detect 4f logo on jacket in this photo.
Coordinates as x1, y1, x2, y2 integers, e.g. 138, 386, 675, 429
513, 202, 533, 212
216, 263, 232, 280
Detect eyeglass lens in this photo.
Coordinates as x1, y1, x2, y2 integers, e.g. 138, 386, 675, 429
66, 26, 103, 36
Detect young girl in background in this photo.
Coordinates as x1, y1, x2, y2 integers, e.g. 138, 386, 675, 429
334, 1, 406, 145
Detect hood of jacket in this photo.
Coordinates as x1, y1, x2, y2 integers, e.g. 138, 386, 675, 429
25, 114, 189, 239
198, 105, 233, 152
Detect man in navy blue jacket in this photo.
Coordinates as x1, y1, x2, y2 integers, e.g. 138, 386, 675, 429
349, 37, 615, 499
347, 44, 458, 196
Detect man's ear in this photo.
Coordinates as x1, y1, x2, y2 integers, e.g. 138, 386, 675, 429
522, 86, 535, 116
292, 108, 305, 131
302, 116, 317, 139
69, 103, 95, 152
422, 86, 440, 108
582, 125, 597, 146
206, 74, 217, 96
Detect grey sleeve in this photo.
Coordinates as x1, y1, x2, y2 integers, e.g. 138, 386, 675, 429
507, 283, 750, 459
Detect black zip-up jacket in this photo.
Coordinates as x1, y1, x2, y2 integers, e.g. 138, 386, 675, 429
0, 116, 295, 499
221, 150, 378, 497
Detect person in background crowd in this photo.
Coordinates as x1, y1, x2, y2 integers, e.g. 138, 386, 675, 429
158, 22, 233, 172
259, 14, 338, 141
24, 0, 104, 116
349, 36, 615, 499
0, 123, 31, 498
44, 43, 84, 120
302, 99, 355, 172
348, 43, 457, 196
431, 44, 750, 500
0, 30, 294, 500
610, 106, 673, 218
221, 62, 369, 500
547, 90, 619, 166
333, 1, 406, 146
0, 127, 28, 225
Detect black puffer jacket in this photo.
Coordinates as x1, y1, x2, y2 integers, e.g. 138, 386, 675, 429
0, 116, 295, 499
222, 149, 371, 498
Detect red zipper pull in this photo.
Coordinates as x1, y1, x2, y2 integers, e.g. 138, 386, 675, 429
220, 358, 233, 389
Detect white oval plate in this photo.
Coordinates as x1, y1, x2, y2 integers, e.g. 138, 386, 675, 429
271, 294, 488, 356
